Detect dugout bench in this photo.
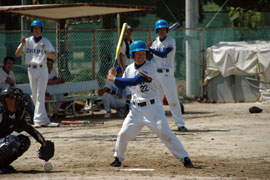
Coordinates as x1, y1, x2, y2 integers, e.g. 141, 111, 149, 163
16, 80, 102, 117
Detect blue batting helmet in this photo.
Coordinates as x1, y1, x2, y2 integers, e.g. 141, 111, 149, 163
154, 19, 168, 33
130, 40, 148, 59
31, 20, 43, 32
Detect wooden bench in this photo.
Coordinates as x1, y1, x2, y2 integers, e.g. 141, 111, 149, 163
16, 80, 102, 117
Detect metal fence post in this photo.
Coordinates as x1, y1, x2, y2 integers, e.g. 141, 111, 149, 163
92, 30, 96, 80
200, 27, 205, 97
56, 20, 61, 77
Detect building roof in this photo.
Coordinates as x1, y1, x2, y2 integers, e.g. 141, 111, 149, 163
0, 3, 155, 20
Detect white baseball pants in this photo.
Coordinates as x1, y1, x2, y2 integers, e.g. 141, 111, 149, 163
28, 65, 50, 125
113, 100, 189, 162
157, 71, 185, 127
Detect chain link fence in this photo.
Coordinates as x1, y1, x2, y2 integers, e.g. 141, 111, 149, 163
1, 27, 270, 97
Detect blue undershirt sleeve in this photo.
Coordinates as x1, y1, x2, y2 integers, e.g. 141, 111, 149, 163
149, 47, 173, 58
147, 51, 153, 61
114, 74, 146, 90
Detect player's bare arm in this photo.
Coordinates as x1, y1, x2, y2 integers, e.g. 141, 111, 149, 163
15, 36, 26, 57
146, 41, 153, 49
6, 77, 15, 86
41, 43, 56, 60
107, 67, 117, 83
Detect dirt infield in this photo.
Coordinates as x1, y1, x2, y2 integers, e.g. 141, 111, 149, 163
1, 102, 270, 180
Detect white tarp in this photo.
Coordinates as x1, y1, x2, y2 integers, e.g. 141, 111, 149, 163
204, 41, 270, 90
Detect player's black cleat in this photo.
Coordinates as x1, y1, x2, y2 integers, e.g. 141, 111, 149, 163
110, 157, 121, 167
183, 157, 194, 168
0, 165, 17, 174
178, 126, 188, 132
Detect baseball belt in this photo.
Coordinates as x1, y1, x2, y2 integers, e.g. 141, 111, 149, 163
28, 64, 43, 68
133, 99, 155, 107
157, 68, 169, 73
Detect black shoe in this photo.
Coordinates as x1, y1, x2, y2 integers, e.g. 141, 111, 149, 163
110, 157, 121, 167
178, 126, 188, 132
183, 157, 194, 168
0, 165, 17, 174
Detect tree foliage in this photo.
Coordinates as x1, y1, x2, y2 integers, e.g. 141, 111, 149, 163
229, 7, 264, 31
209, 0, 270, 11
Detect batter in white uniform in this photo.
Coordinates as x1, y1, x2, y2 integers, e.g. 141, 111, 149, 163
107, 40, 194, 168
147, 19, 187, 132
15, 20, 59, 127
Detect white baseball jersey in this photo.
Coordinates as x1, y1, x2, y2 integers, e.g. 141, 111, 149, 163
123, 61, 160, 102
48, 70, 57, 80
0, 68, 16, 90
21, 36, 55, 65
121, 40, 133, 67
151, 35, 176, 70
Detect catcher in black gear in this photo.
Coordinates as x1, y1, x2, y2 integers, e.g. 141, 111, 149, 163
0, 87, 55, 174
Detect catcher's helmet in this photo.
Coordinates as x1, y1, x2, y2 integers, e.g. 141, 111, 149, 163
155, 19, 168, 33
0, 87, 24, 105
31, 20, 43, 32
130, 40, 148, 58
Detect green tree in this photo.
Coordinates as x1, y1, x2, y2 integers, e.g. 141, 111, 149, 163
228, 7, 264, 31
211, 0, 270, 11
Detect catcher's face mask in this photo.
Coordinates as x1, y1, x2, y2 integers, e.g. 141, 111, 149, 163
5, 93, 16, 100
0, 87, 24, 106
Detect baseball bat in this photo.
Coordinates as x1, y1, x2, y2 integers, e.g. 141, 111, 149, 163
61, 120, 104, 125
168, 23, 180, 31
113, 23, 128, 67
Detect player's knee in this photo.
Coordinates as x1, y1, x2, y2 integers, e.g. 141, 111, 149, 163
0, 135, 21, 152
0, 135, 21, 167
118, 131, 133, 141
17, 135, 31, 152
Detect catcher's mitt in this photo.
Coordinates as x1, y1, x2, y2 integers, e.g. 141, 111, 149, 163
38, 140, 55, 161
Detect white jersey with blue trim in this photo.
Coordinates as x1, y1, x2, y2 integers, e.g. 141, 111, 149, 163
21, 36, 55, 65
123, 61, 160, 102
151, 35, 176, 70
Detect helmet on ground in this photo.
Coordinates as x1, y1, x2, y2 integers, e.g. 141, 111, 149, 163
154, 19, 168, 33
31, 20, 44, 32
130, 40, 148, 58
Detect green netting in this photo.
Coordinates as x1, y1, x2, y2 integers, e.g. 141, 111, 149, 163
1, 27, 270, 96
